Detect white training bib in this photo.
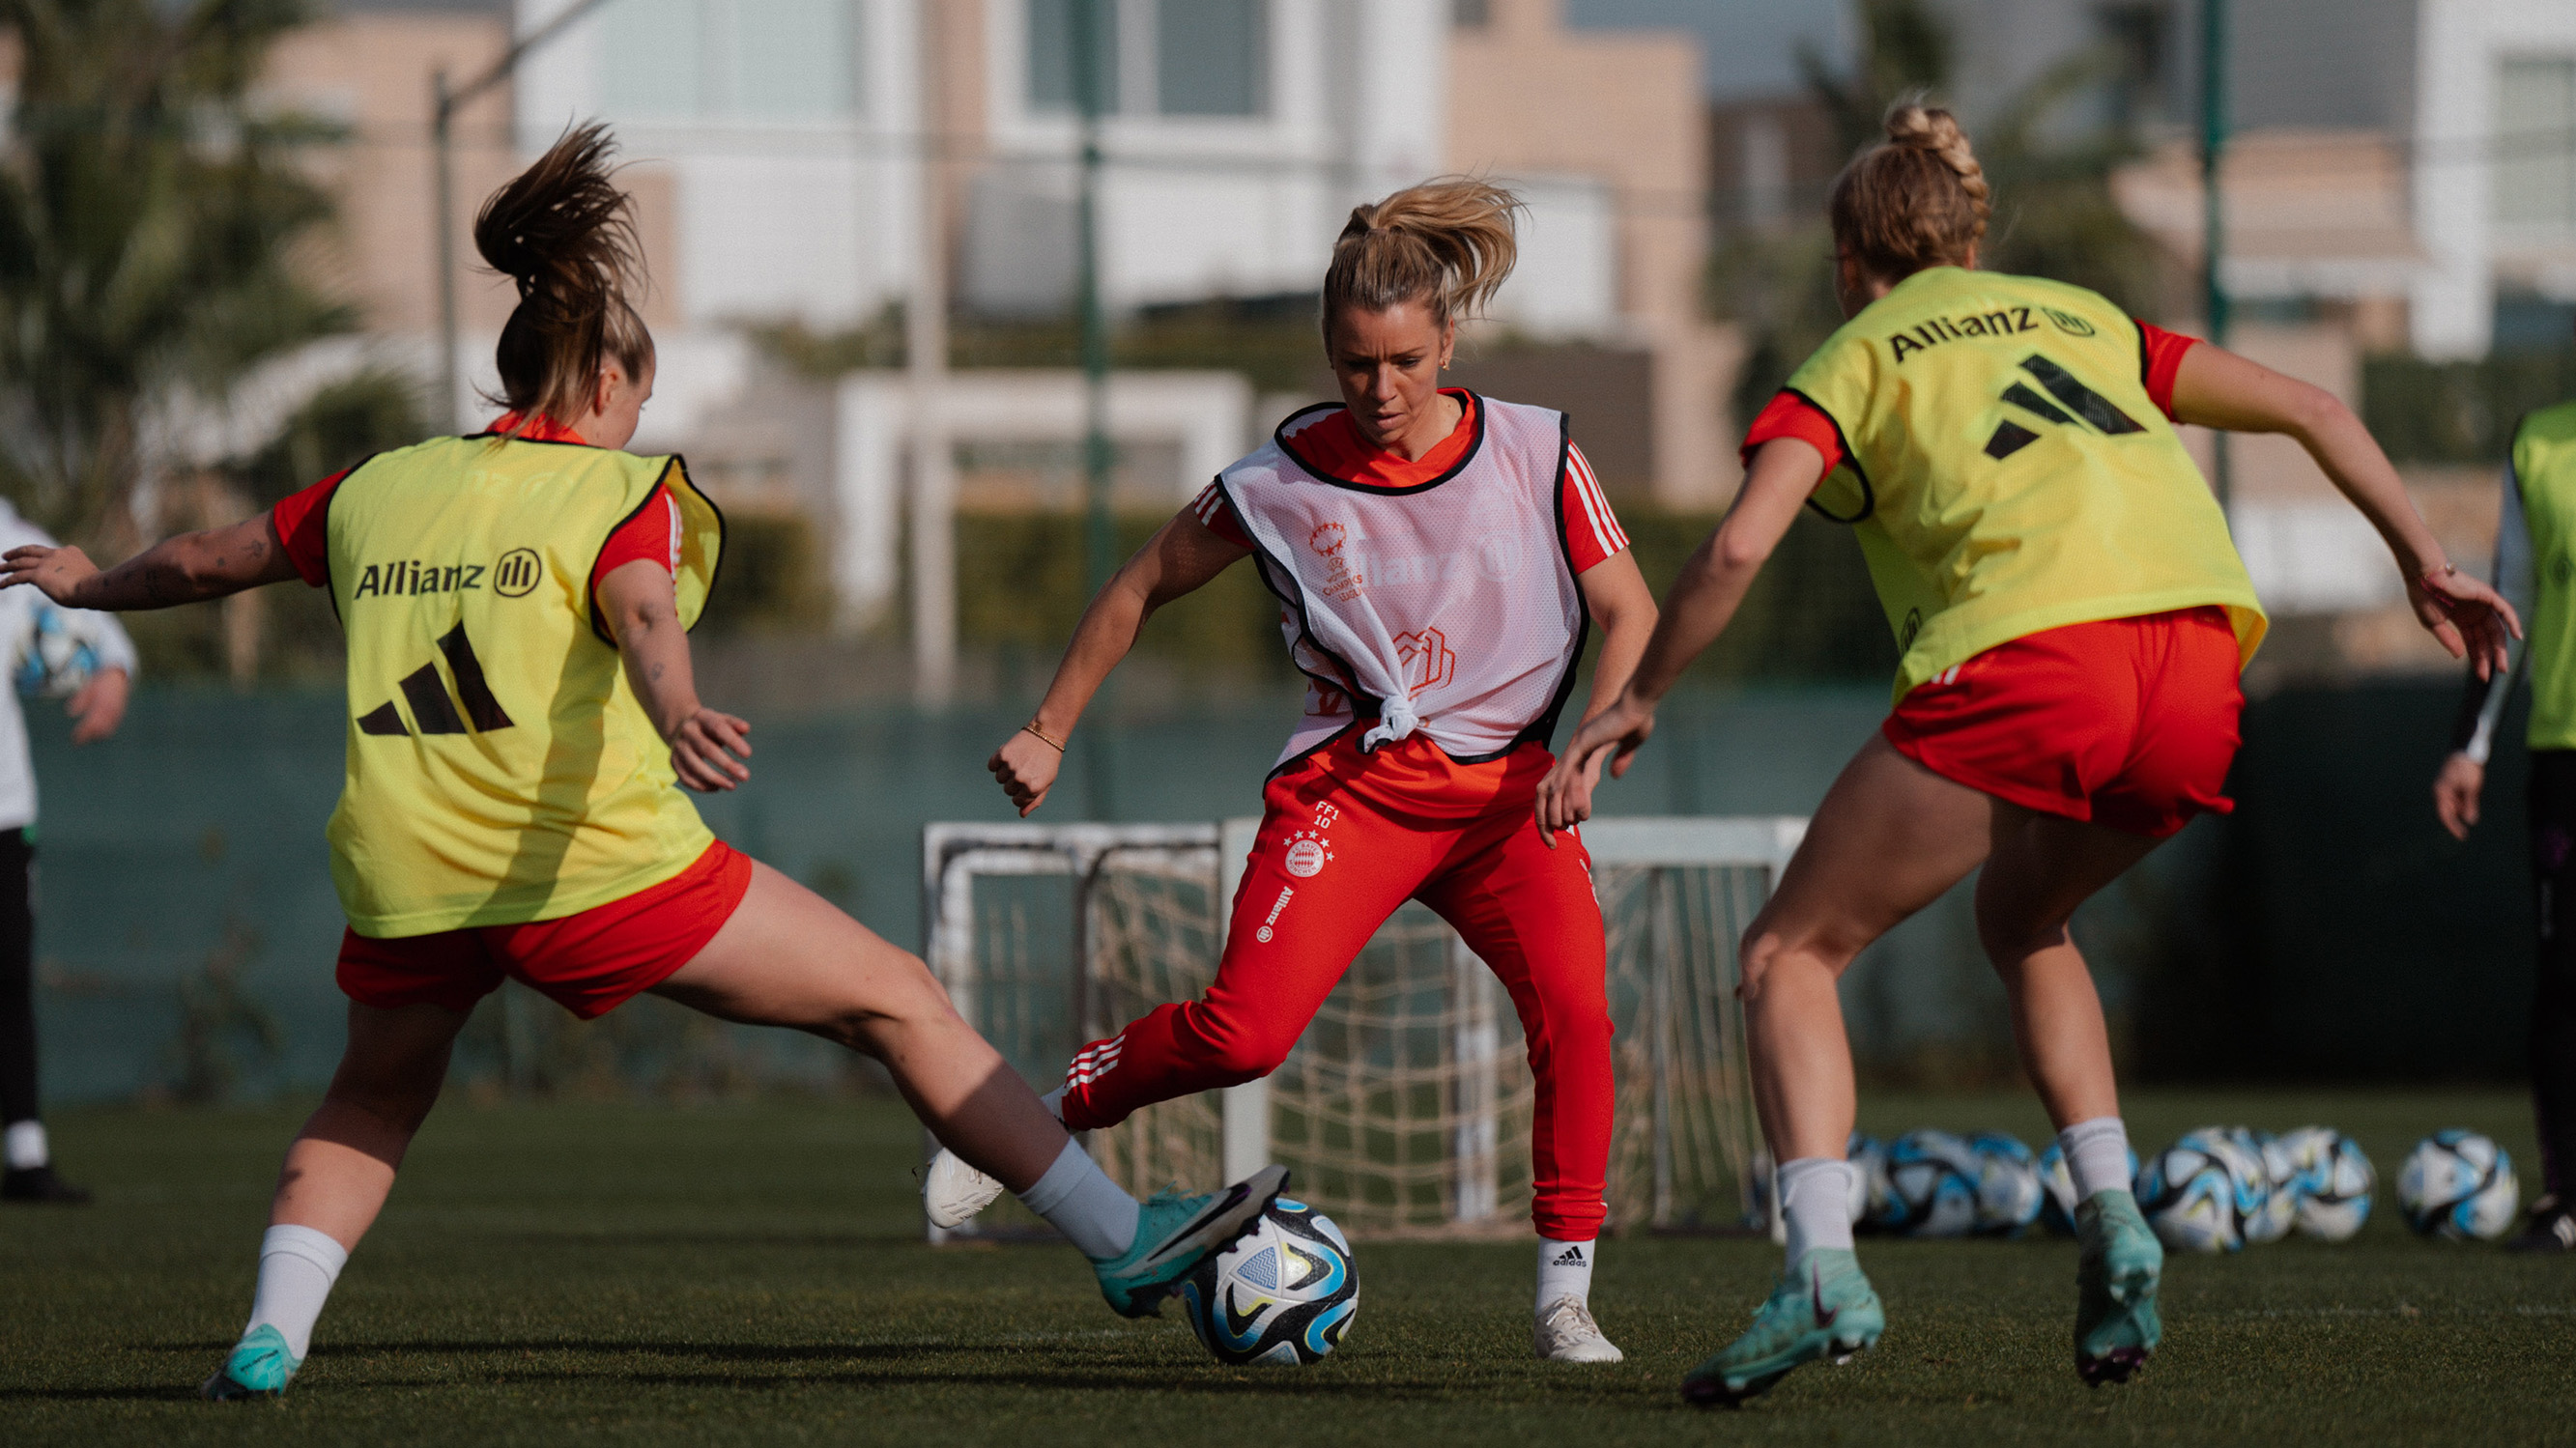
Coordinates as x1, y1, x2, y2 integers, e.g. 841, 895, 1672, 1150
1219, 397, 1587, 765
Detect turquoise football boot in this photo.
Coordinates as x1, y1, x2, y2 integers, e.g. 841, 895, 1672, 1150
1092, 1164, 1287, 1319
1681, 1248, 1885, 1407
200, 1323, 300, 1401
2075, 1188, 2163, 1385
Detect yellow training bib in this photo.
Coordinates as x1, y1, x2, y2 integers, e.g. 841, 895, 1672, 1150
323, 434, 725, 936
2515, 401, 2576, 751
1786, 268, 2266, 701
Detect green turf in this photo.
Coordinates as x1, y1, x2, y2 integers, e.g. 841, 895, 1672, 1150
2, 1090, 2568, 1446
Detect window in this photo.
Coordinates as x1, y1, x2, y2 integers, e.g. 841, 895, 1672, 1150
1026, 0, 1265, 118
2497, 58, 2576, 228
1157, 0, 1264, 116
601, 0, 861, 123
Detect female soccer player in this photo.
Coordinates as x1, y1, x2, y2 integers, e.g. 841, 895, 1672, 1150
2430, 362, 2576, 1255
927, 180, 1658, 1362
0, 126, 1281, 1401
1539, 103, 2517, 1405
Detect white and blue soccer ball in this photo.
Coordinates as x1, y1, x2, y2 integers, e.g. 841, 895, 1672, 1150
2233, 1126, 2296, 1245
2037, 1139, 2141, 1235
1882, 1129, 1981, 1237
2274, 1125, 2375, 1242
12, 600, 98, 699
1967, 1131, 2045, 1236
2135, 1128, 2268, 1254
1177, 1197, 1357, 1365
2397, 1130, 2518, 1241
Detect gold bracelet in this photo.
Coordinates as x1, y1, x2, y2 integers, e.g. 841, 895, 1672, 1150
1022, 722, 1068, 752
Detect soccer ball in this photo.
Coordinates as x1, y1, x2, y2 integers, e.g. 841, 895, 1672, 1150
11, 599, 97, 699
2135, 1128, 2268, 1253
1966, 1131, 2045, 1235
2233, 1126, 2296, 1245
2274, 1125, 2374, 1242
2397, 1130, 2518, 1241
2036, 1139, 2141, 1235
1176, 1198, 1358, 1365
1881, 1129, 1981, 1237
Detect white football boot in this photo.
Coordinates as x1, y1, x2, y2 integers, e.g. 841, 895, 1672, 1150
921, 1147, 1005, 1229
1533, 1295, 1625, 1363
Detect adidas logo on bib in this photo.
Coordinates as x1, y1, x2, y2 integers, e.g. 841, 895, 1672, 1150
356, 624, 514, 737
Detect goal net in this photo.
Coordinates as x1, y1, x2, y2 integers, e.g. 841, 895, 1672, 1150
921, 815, 1798, 1241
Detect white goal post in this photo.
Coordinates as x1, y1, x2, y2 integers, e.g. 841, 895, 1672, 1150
921, 815, 1801, 1241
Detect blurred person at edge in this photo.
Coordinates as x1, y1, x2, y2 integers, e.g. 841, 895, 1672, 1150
0, 497, 133, 1206
2432, 305, 2576, 1254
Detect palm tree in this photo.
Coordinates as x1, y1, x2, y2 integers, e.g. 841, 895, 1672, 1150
0, 0, 352, 547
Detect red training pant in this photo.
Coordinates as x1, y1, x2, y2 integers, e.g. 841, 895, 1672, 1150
1058, 733, 1615, 1242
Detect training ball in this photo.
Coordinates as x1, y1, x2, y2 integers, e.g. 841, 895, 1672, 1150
2036, 1140, 2142, 1235
2274, 1125, 2374, 1242
2397, 1130, 2518, 1241
1882, 1129, 1981, 1237
2136, 1128, 2266, 1254
2232, 1126, 2296, 1245
1966, 1131, 2045, 1235
1177, 1197, 1358, 1365
12, 600, 97, 699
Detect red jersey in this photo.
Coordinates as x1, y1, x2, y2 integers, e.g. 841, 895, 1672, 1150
1743, 319, 2201, 473
1188, 390, 1630, 573
272, 413, 680, 601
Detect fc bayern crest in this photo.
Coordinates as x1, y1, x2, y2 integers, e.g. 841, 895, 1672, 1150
1283, 830, 1332, 878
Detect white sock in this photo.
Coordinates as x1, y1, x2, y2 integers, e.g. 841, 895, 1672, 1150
2060, 1117, 2134, 1201
244, 1225, 348, 1361
1535, 1236, 1596, 1312
4, 1120, 45, 1170
1778, 1157, 1858, 1266
1014, 1139, 1140, 1260
1040, 1087, 1067, 1122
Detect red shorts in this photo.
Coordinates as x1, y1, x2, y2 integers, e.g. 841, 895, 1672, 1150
336, 840, 756, 1018
1882, 607, 2245, 838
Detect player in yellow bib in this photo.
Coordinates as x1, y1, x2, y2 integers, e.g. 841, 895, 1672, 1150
0, 127, 1283, 1401
1537, 103, 2518, 1405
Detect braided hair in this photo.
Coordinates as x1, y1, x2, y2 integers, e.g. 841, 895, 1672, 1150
1827, 99, 1991, 279
472, 123, 654, 432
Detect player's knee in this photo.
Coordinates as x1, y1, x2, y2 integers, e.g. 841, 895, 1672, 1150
1737, 921, 1855, 1000
1196, 1015, 1295, 1083
324, 1059, 444, 1135
828, 949, 962, 1054
1975, 909, 2071, 976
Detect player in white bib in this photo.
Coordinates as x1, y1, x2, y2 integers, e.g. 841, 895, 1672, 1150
931, 180, 1659, 1362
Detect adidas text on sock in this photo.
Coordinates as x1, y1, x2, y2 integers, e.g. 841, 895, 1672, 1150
1535, 1236, 1596, 1313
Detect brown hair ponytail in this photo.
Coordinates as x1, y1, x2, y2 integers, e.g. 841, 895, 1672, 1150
1322, 178, 1523, 338
473, 123, 653, 432
1828, 99, 1991, 280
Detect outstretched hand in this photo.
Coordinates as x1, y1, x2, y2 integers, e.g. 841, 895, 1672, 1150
989, 728, 1063, 816
671, 706, 752, 792
1534, 694, 1657, 844
2434, 752, 2484, 841
0, 545, 98, 607
2411, 566, 2520, 678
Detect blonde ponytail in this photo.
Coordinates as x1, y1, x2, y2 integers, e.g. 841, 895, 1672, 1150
1322, 178, 1523, 337
473, 123, 654, 432
1828, 99, 1990, 279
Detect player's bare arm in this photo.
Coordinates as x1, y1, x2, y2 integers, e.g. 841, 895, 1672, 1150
598, 557, 750, 793
988, 511, 1249, 815
1537, 437, 1826, 832
0, 514, 297, 610
1533, 550, 1655, 841
2168, 343, 2519, 674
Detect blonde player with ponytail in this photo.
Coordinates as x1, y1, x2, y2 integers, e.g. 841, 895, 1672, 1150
940, 179, 1661, 1362
1542, 102, 2518, 1405
1, 126, 1284, 1400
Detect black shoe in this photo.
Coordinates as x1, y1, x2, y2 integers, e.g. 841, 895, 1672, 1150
2506, 1196, 2574, 1253
1, 1165, 92, 1205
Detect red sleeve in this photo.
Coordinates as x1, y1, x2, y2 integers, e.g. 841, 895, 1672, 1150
1186, 481, 1253, 550
2136, 320, 2199, 421
269, 468, 353, 587
1560, 443, 1630, 572
1743, 391, 1845, 474
590, 486, 678, 601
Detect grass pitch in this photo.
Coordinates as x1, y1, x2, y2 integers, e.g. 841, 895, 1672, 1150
2, 1089, 2568, 1447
